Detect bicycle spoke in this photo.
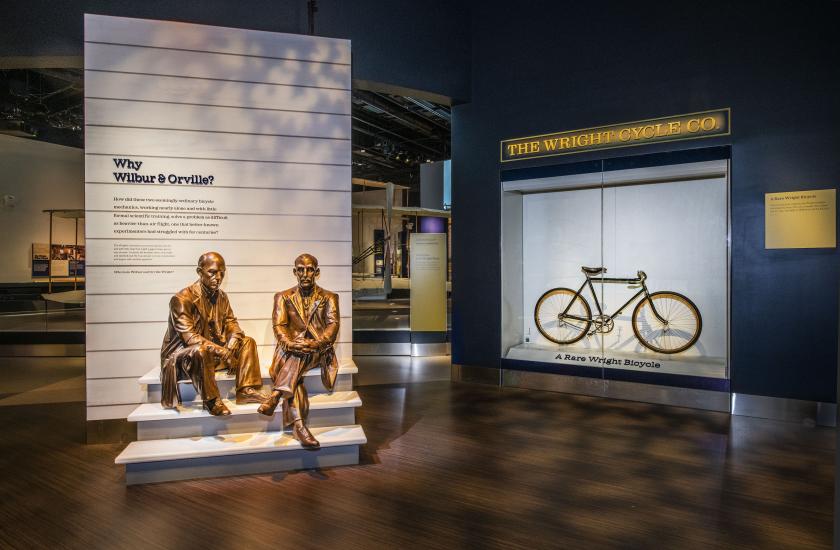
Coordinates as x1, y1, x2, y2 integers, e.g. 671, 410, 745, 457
535, 288, 591, 344
633, 293, 700, 353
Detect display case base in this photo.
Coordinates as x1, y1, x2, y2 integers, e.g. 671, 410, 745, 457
502, 370, 730, 412
506, 343, 727, 379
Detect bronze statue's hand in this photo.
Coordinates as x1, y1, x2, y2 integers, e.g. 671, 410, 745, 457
289, 339, 315, 355
226, 337, 242, 354
208, 344, 232, 362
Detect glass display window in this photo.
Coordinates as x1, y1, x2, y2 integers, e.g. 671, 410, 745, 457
501, 156, 729, 383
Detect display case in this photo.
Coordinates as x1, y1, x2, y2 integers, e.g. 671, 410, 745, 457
501, 157, 729, 386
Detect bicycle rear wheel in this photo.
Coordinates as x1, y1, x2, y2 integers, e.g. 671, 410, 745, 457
534, 288, 592, 344
632, 292, 702, 354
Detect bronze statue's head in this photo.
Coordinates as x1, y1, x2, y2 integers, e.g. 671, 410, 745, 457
293, 253, 319, 291
197, 252, 226, 293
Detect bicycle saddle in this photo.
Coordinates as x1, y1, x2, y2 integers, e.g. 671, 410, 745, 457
581, 266, 606, 275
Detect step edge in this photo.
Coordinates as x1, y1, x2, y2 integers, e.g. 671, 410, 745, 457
128, 392, 362, 422
116, 425, 366, 464
138, 360, 359, 385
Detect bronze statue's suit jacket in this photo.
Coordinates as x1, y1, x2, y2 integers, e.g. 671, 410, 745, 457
271, 284, 340, 391
161, 281, 243, 362
159, 281, 243, 405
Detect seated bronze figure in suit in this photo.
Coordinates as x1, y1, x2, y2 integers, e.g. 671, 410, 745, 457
160, 252, 265, 416
259, 253, 340, 449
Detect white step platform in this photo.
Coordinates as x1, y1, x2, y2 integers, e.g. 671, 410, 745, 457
130, 391, 362, 440
117, 357, 366, 484
116, 425, 367, 485
140, 359, 358, 402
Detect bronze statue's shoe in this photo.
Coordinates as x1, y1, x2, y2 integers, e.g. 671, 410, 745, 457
257, 391, 281, 416
292, 420, 320, 449
236, 386, 266, 405
204, 398, 231, 416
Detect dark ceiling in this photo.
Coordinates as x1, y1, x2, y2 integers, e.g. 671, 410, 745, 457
0, 69, 84, 145
0, 69, 450, 190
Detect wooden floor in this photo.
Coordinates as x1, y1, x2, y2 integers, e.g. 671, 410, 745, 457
0, 380, 833, 549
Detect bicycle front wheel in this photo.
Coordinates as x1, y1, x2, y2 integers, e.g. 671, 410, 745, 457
632, 292, 702, 354
534, 288, 592, 345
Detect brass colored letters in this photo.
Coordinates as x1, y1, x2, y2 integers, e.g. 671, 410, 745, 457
501, 109, 730, 162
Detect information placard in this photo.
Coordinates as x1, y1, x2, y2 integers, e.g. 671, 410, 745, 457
410, 233, 447, 332
765, 189, 836, 249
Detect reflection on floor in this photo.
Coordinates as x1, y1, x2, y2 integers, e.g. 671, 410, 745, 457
0, 309, 84, 332
353, 299, 452, 331
353, 299, 410, 331
353, 276, 452, 292
354, 355, 451, 385
0, 355, 85, 406
0, 371, 833, 547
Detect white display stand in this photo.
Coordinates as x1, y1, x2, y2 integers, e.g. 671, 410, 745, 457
84, 15, 363, 482
115, 359, 365, 484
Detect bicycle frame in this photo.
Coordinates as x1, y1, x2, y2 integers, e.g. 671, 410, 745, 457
560, 274, 667, 324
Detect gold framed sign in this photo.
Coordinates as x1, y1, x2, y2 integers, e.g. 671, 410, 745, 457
500, 108, 730, 162
765, 189, 836, 249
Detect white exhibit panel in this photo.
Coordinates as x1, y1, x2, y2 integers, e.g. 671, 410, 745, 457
502, 161, 729, 380
84, 14, 353, 421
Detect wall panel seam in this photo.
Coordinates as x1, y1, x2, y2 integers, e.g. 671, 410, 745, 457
86, 210, 351, 218
84, 97, 353, 117
84, 68, 350, 91
83, 152, 350, 166
85, 124, 351, 141
84, 238, 352, 243
83, 40, 352, 67
84, 182, 351, 192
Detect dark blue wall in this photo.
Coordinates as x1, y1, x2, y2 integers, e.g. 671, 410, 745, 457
5, 0, 470, 102
452, 2, 840, 402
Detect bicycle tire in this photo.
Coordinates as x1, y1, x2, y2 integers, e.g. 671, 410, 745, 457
632, 291, 702, 354
534, 288, 592, 345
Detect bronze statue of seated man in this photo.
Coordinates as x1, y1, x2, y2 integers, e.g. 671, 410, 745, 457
160, 252, 265, 415
259, 253, 340, 449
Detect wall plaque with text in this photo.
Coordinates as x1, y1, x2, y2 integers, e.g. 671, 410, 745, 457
410, 233, 447, 332
500, 108, 730, 162
765, 189, 836, 249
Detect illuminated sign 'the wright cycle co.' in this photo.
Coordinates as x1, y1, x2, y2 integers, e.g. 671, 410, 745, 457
501, 108, 730, 162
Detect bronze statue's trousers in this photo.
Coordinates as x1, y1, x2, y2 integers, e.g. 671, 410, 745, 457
269, 350, 327, 426
175, 336, 262, 401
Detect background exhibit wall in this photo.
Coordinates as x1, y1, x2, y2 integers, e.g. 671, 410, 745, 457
0, 135, 84, 282
84, 15, 351, 421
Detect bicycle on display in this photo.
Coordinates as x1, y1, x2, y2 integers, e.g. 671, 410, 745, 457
534, 266, 702, 354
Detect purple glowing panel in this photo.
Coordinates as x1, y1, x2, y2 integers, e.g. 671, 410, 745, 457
419, 216, 446, 233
